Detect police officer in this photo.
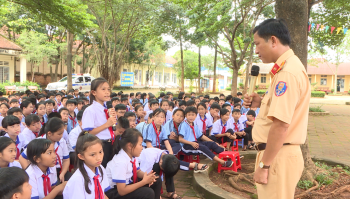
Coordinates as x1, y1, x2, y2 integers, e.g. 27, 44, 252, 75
243, 18, 311, 199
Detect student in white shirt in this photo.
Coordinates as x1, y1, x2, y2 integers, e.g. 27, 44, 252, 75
68, 110, 84, 166
36, 102, 47, 126
144, 100, 159, 121
82, 77, 117, 168
22, 114, 42, 147
160, 100, 172, 123
26, 139, 66, 199
0, 167, 32, 198
7, 107, 26, 132
63, 132, 111, 199
194, 103, 213, 136
134, 105, 146, 125
227, 109, 249, 150
0, 137, 22, 169
2, 115, 26, 160
105, 128, 161, 199
210, 108, 236, 151
20, 118, 71, 183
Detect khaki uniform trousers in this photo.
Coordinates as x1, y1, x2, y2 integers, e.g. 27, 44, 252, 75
255, 145, 304, 199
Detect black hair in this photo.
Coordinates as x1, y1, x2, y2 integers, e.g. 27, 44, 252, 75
77, 110, 84, 121
130, 93, 134, 97
219, 99, 225, 101
24, 114, 40, 127
185, 106, 198, 115
37, 94, 45, 100
172, 108, 185, 116
247, 110, 256, 117
149, 100, 159, 107
0, 103, 10, 109
111, 97, 120, 103
160, 100, 169, 107
220, 108, 230, 117
201, 99, 208, 104
234, 103, 242, 108
77, 99, 84, 105
39, 117, 64, 137
225, 95, 233, 102
59, 107, 69, 115
121, 97, 128, 102
0, 97, 9, 103
36, 101, 46, 110
45, 99, 56, 106
113, 128, 142, 156
56, 92, 62, 96
191, 92, 195, 95
177, 92, 185, 100
7, 107, 22, 115
20, 100, 32, 110
115, 104, 127, 111
159, 92, 165, 97
237, 92, 243, 96
48, 112, 62, 119
2, 115, 20, 128
124, 111, 136, 119
66, 99, 77, 106
186, 100, 195, 107
82, 105, 90, 111
166, 92, 173, 95
178, 101, 186, 107
26, 139, 53, 165
210, 103, 221, 110
204, 95, 210, 99
148, 113, 154, 119
66, 95, 74, 100
75, 132, 103, 194
153, 108, 166, 118
9, 99, 19, 104
0, 167, 29, 199
169, 101, 174, 109
0, 136, 15, 153
197, 102, 207, 110
184, 96, 190, 99
253, 18, 291, 46
233, 97, 241, 104
232, 109, 241, 114
117, 117, 130, 129
141, 93, 147, 101
222, 103, 231, 110
134, 105, 143, 112
62, 96, 68, 101
161, 154, 180, 178
90, 77, 108, 104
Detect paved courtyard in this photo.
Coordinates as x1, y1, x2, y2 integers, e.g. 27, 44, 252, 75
171, 104, 350, 199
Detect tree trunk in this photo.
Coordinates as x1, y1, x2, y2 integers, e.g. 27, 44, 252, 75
61, 51, 63, 79
244, 43, 255, 95
334, 67, 338, 94
67, 32, 74, 91
50, 65, 53, 81
198, 47, 201, 93
276, 0, 316, 181
231, 68, 238, 96
213, 45, 217, 93
179, 22, 185, 92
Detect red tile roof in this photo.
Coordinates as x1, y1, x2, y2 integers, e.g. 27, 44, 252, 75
307, 61, 350, 75
0, 35, 22, 51
166, 56, 177, 64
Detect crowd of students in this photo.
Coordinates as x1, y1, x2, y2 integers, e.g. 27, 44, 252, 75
0, 77, 259, 199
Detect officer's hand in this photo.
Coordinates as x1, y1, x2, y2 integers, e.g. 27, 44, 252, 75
243, 93, 261, 108
254, 167, 269, 185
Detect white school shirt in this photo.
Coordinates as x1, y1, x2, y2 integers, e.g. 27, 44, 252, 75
26, 164, 57, 199
227, 118, 245, 132
144, 110, 153, 121
63, 164, 111, 199
106, 149, 140, 187
4, 133, 26, 157
211, 119, 229, 135
194, 114, 213, 134
20, 122, 26, 132
239, 115, 248, 128
63, 129, 69, 142
165, 110, 172, 123
21, 136, 69, 169
138, 148, 168, 174
0, 161, 22, 169
205, 112, 214, 126
0, 116, 3, 126
74, 107, 79, 115
144, 102, 150, 112
22, 127, 39, 147
82, 101, 112, 140
68, 125, 82, 152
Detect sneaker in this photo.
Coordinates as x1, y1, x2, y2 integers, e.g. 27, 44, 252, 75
223, 160, 233, 167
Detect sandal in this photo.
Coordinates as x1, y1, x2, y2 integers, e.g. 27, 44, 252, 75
169, 192, 183, 199
194, 163, 209, 173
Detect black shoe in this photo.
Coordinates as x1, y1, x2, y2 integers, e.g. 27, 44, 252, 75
223, 160, 233, 167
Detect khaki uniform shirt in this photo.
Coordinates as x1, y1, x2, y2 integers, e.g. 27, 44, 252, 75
253, 49, 311, 144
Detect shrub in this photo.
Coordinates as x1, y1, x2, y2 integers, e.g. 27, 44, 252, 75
225, 87, 231, 91
257, 90, 267, 95
297, 180, 313, 190
348, 90, 350, 94
309, 105, 325, 112
311, 91, 325, 98
315, 174, 333, 186
0, 81, 40, 94
331, 89, 335, 93
238, 83, 244, 88
255, 85, 259, 90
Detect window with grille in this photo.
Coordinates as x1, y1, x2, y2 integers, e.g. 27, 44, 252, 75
0, 61, 10, 83
261, 74, 266, 83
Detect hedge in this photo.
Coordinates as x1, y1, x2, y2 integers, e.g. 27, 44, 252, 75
257, 90, 267, 94
311, 91, 325, 98
0, 81, 41, 94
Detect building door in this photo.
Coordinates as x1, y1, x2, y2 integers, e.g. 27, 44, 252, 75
337, 78, 344, 92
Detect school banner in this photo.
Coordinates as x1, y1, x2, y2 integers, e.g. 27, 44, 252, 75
121, 72, 134, 87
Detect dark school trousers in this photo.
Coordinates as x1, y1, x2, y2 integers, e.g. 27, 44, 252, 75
102, 140, 113, 168
105, 177, 162, 199
236, 133, 249, 145
209, 134, 235, 145
56, 168, 73, 182
182, 141, 224, 160
152, 162, 175, 193
161, 139, 190, 171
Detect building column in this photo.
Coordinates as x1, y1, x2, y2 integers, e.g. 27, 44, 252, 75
20, 57, 27, 83
314, 75, 316, 83
162, 67, 165, 85
331, 75, 333, 88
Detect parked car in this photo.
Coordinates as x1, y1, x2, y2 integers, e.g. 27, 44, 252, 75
46, 74, 95, 92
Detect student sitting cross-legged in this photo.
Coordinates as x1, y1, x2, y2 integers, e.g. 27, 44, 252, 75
179, 107, 233, 168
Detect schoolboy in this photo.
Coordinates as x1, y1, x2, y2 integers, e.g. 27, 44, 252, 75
0, 167, 32, 199
7, 107, 26, 132
10, 99, 20, 108
115, 104, 127, 120
124, 111, 136, 128
57, 96, 68, 112
136, 113, 153, 137
244, 110, 256, 150
237, 92, 243, 105
158, 92, 165, 103
178, 100, 186, 111
67, 110, 84, 165
66, 99, 78, 133
45, 99, 55, 117
184, 96, 190, 102
228, 109, 249, 150
55, 92, 63, 107
22, 114, 42, 146
191, 92, 196, 98
219, 94, 225, 100
219, 99, 225, 107
129, 92, 135, 105
178, 107, 233, 167
73, 89, 79, 98
166, 92, 173, 101
20, 100, 34, 123
186, 100, 196, 108
76, 99, 84, 113
144, 100, 159, 121
0, 97, 9, 104
206, 103, 220, 124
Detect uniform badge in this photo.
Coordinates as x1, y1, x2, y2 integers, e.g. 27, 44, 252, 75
275, 81, 287, 97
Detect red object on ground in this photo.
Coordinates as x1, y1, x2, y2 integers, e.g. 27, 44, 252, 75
217, 151, 242, 173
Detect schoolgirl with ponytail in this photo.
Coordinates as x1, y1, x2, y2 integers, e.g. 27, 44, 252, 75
105, 128, 162, 199
63, 131, 110, 199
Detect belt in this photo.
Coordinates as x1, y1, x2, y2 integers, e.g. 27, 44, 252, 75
255, 143, 291, 151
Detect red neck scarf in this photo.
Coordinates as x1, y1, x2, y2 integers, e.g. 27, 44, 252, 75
55, 145, 62, 172
93, 168, 104, 199
185, 120, 197, 141
200, 116, 206, 134
173, 121, 179, 135
233, 122, 239, 132
130, 159, 138, 184
42, 173, 52, 196
103, 109, 115, 145
152, 121, 161, 148
68, 114, 77, 127
33, 131, 38, 138
221, 121, 227, 144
